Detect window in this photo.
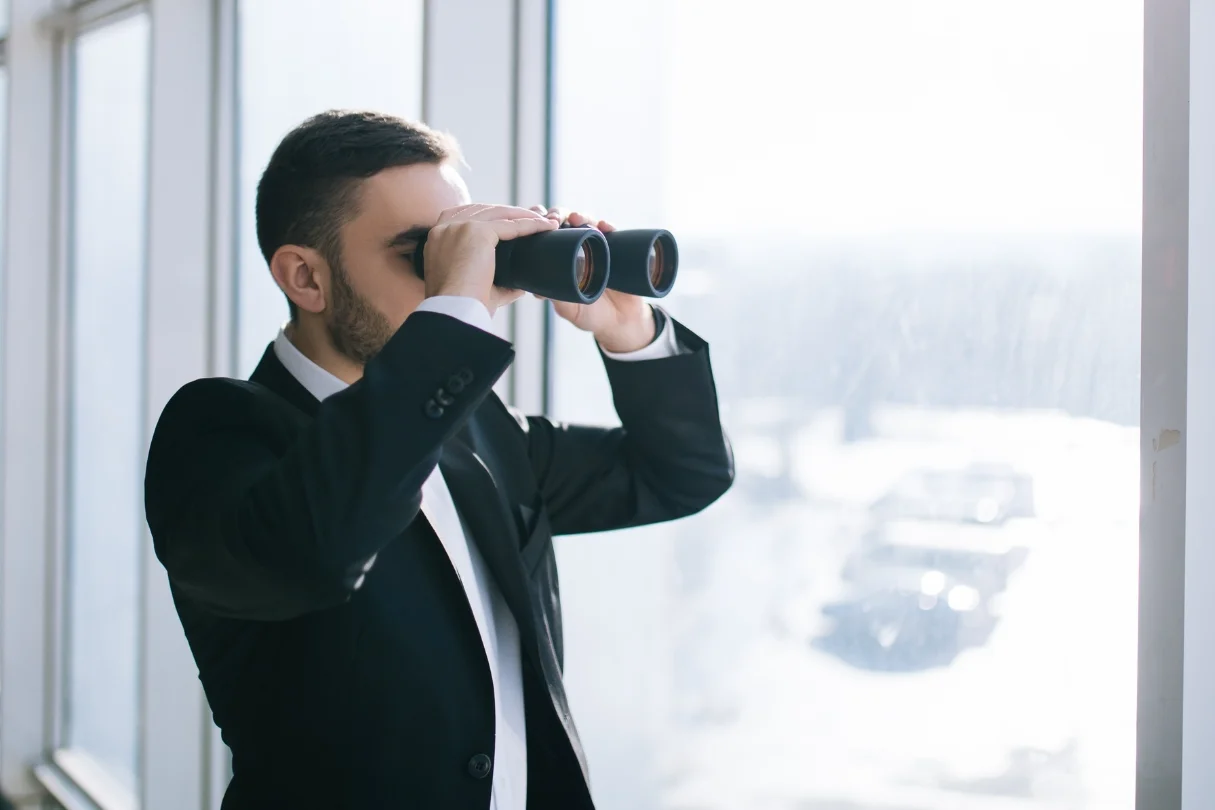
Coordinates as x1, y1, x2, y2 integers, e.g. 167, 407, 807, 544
64, 11, 151, 798
0, 68, 6, 317
550, 1, 1142, 808
235, 0, 425, 376
0, 68, 6, 556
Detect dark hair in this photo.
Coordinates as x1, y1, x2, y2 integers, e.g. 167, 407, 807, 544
255, 110, 459, 320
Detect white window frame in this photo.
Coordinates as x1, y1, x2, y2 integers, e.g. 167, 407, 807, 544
0, 0, 58, 804
0, 0, 1207, 807
1144, 0, 1215, 807
2, 0, 62, 806
424, 0, 552, 412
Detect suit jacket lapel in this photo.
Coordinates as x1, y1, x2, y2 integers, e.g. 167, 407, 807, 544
252, 343, 543, 666
439, 423, 541, 667
249, 343, 321, 416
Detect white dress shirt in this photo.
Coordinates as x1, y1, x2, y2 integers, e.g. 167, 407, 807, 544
272, 295, 678, 810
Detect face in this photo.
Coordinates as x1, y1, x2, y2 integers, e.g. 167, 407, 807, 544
319, 161, 470, 364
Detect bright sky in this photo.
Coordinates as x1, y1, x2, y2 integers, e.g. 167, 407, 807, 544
233, 0, 1145, 372
555, 0, 1144, 238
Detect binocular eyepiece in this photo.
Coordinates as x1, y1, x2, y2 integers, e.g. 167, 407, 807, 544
412, 223, 678, 304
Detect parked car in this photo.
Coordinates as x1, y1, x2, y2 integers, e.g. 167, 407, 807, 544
816, 571, 999, 671
871, 462, 1035, 524
815, 518, 1031, 671
843, 519, 1032, 592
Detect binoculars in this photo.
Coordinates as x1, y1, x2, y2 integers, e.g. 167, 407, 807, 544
412, 223, 678, 304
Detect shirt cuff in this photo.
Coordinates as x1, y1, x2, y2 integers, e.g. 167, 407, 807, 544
600, 308, 682, 362
413, 296, 494, 334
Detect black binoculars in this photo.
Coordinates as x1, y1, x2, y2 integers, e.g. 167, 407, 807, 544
412, 223, 678, 304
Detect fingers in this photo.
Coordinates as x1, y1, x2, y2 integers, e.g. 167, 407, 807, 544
550, 298, 585, 328
436, 203, 491, 223
470, 204, 550, 222
441, 203, 550, 223
543, 208, 612, 231
485, 216, 559, 242
447, 203, 612, 230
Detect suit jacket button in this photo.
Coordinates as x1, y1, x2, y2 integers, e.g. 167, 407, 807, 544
447, 374, 467, 394
424, 399, 445, 419
467, 753, 492, 780
453, 367, 474, 386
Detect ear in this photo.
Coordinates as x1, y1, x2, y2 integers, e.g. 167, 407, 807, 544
269, 245, 329, 316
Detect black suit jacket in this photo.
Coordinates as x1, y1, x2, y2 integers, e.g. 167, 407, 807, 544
144, 311, 733, 809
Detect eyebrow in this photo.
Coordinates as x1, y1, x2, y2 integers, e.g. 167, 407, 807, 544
386, 226, 431, 249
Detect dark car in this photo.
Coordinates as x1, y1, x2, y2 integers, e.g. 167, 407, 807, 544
815, 569, 999, 671
843, 520, 1031, 592
871, 462, 1036, 525
814, 519, 1031, 671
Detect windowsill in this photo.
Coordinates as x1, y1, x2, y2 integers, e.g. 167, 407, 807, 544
32, 749, 138, 810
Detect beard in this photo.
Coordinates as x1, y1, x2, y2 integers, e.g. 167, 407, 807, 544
325, 258, 396, 366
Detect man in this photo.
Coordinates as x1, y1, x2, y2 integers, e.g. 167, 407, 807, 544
144, 110, 732, 809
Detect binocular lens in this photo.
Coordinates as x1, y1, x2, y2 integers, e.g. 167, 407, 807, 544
576, 242, 596, 294
648, 241, 664, 288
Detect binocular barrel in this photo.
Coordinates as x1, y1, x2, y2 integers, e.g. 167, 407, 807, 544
412, 226, 678, 304
498, 226, 611, 303
601, 228, 679, 300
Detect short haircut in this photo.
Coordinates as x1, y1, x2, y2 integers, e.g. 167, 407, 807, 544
254, 110, 459, 320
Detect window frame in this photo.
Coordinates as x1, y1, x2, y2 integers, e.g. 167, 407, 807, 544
0, 0, 61, 806
46, 2, 154, 809
1143, 0, 1215, 807
62, 2, 156, 798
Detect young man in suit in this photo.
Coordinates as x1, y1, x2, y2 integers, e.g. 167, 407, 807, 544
144, 110, 733, 809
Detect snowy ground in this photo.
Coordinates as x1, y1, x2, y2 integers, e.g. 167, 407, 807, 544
556, 406, 1139, 810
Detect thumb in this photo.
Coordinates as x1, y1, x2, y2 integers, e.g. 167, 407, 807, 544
551, 299, 581, 323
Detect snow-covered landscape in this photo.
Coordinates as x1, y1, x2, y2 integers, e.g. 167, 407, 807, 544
557, 406, 1139, 810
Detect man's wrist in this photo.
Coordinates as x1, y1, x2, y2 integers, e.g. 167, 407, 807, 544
425, 284, 492, 312
414, 295, 495, 333
595, 306, 658, 354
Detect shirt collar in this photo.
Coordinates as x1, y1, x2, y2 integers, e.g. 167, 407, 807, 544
272, 325, 350, 403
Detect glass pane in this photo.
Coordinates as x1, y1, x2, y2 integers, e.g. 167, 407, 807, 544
66, 13, 151, 795
550, 2, 1142, 809
236, 0, 425, 375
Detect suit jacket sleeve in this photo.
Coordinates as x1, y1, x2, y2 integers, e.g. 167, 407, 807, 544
522, 317, 734, 535
144, 312, 514, 621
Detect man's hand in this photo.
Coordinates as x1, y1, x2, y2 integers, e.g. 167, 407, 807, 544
424, 204, 559, 315
530, 206, 656, 354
